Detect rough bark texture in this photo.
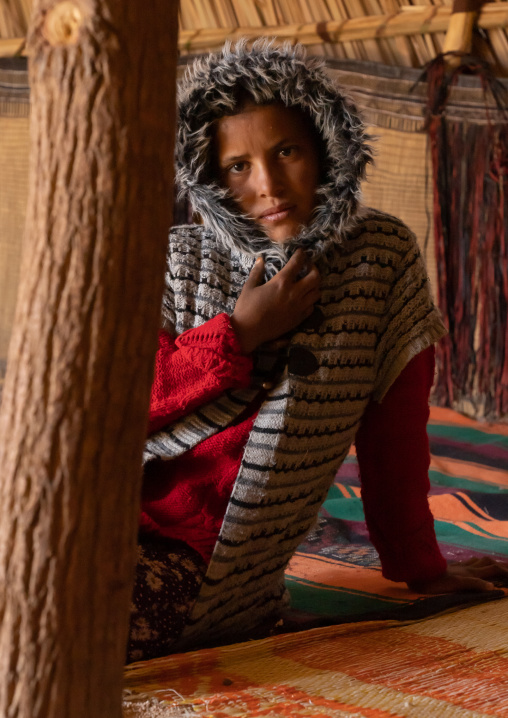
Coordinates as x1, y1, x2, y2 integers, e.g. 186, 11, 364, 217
0, 1, 179, 716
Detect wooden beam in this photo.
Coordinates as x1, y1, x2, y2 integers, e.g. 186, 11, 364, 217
2, 2, 508, 57
0, 37, 25, 56
443, 0, 485, 60
176, 3, 508, 53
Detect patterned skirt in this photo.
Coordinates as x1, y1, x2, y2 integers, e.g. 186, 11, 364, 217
126, 536, 207, 664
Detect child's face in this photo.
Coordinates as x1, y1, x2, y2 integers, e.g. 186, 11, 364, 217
216, 103, 321, 243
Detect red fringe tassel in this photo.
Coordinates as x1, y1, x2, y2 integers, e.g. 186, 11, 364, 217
423, 54, 508, 419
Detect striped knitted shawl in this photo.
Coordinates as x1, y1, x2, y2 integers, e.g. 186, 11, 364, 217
144, 210, 446, 649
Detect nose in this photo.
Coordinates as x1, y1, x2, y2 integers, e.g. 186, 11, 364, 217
255, 160, 283, 198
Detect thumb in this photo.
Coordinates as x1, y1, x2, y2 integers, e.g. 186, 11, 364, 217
246, 257, 265, 287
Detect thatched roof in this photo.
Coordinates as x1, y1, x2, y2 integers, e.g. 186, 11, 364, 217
1, 0, 508, 74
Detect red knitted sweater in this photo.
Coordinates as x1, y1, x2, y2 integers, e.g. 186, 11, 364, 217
140, 313, 446, 584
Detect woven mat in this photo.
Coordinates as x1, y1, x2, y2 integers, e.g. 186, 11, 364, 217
123, 406, 508, 716
123, 596, 508, 717
280, 406, 508, 629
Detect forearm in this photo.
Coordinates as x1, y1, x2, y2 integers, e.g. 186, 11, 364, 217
356, 346, 447, 584
149, 313, 253, 434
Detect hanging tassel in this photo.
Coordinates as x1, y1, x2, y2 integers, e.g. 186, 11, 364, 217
420, 54, 508, 419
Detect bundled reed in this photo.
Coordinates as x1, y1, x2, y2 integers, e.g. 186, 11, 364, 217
1, 0, 508, 74
177, 0, 508, 74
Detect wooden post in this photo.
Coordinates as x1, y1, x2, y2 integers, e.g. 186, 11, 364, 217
0, 0, 179, 716
443, 0, 485, 62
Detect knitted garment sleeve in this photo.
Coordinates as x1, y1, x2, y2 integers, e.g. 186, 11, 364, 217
372, 225, 447, 402
355, 345, 447, 585
149, 313, 253, 435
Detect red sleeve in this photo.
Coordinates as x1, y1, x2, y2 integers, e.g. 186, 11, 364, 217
149, 313, 253, 435
355, 345, 447, 584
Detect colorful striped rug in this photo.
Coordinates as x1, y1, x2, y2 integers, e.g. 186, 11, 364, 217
283, 406, 508, 627
123, 406, 508, 716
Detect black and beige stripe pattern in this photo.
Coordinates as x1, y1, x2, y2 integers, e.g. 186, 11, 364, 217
146, 210, 446, 649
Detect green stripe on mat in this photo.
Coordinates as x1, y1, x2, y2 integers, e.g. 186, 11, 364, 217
324, 496, 365, 521
427, 423, 508, 446
326, 484, 357, 500
285, 576, 407, 616
429, 469, 508, 493
434, 519, 508, 555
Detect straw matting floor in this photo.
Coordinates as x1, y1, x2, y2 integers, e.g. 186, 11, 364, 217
123, 595, 508, 717
123, 406, 508, 716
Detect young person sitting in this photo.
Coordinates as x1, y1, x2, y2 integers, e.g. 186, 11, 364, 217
127, 41, 507, 663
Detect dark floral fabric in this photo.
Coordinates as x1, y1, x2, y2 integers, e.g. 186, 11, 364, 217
127, 537, 206, 663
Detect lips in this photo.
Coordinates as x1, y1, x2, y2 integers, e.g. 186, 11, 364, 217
258, 204, 294, 222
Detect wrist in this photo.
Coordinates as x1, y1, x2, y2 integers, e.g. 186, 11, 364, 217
407, 567, 448, 592
230, 314, 258, 354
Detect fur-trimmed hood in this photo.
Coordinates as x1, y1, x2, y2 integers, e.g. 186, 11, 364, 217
176, 40, 373, 276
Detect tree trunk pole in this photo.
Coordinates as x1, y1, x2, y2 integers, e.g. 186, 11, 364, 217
0, 1, 179, 716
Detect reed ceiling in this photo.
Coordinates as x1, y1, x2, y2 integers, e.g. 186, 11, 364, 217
1, 0, 508, 73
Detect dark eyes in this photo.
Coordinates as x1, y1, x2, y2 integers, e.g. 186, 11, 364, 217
225, 146, 298, 175
279, 146, 295, 157
229, 161, 247, 174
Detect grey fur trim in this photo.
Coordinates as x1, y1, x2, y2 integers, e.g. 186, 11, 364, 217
176, 39, 373, 278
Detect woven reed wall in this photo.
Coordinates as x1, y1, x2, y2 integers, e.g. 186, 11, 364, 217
0, 58, 29, 383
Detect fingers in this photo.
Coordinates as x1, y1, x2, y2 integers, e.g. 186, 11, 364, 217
282, 249, 320, 285
282, 252, 321, 306
450, 556, 508, 578
304, 286, 321, 305
258, 250, 320, 291
246, 257, 265, 287
410, 555, 508, 596
456, 558, 480, 567
235, 252, 320, 352
454, 576, 495, 592
454, 557, 498, 568
472, 556, 508, 571
299, 265, 321, 295
473, 566, 507, 579
411, 574, 495, 595
283, 248, 307, 278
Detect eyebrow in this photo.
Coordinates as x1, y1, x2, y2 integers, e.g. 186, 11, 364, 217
219, 138, 298, 167
220, 153, 248, 166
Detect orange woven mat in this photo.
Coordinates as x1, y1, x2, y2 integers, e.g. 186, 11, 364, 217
123, 595, 508, 717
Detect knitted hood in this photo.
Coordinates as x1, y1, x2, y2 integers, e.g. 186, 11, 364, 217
176, 40, 373, 275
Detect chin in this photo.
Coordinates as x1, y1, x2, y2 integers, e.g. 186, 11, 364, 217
266, 223, 300, 244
